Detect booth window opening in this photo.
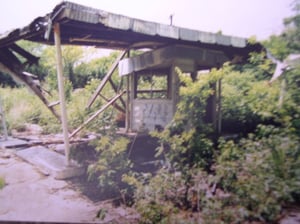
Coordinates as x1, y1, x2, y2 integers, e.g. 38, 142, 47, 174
135, 70, 170, 99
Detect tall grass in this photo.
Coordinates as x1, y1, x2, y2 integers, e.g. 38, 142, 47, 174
0, 82, 111, 135
0, 176, 5, 189
0, 87, 59, 133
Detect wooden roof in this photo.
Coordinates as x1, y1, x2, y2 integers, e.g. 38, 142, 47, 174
0, 1, 262, 57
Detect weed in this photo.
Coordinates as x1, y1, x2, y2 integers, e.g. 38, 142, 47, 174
0, 176, 5, 189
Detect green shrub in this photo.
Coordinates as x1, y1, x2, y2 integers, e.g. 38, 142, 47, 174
213, 125, 300, 223
86, 133, 133, 203
0, 176, 5, 189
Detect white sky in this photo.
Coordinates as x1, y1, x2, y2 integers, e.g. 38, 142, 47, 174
0, 0, 294, 40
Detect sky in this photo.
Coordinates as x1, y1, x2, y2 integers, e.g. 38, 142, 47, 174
0, 0, 294, 41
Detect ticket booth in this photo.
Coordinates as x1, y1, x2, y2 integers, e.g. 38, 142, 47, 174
119, 45, 229, 132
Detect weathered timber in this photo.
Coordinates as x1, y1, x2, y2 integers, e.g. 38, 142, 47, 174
98, 93, 125, 113
54, 23, 70, 165
70, 91, 125, 138
0, 62, 61, 122
87, 50, 128, 108
4, 138, 86, 149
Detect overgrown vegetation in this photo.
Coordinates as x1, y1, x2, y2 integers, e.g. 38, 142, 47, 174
0, 1, 299, 223
0, 176, 5, 189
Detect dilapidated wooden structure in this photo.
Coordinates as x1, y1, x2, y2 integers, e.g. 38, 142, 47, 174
119, 45, 231, 132
0, 1, 262, 163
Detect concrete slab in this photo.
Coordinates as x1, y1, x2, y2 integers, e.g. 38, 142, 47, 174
0, 147, 140, 223
16, 146, 84, 180
0, 137, 28, 149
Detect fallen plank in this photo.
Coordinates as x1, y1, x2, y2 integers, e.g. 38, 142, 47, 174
4, 138, 87, 149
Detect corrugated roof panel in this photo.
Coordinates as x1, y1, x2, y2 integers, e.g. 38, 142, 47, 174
66, 8, 99, 24
0, 1, 263, 54
179, 28, 199, 42
156, 24, 179, 39
132, 19, 157, 36
231, 36, 247, 47
216, 34, 231, 46
198, 32, 216, 44
104, 14, 132, 30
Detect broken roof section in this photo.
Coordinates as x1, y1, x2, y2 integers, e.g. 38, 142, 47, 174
0, 1, 262, 55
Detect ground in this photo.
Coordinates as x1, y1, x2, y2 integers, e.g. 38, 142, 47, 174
0, 131, 299, 224
0, 145, 139, 223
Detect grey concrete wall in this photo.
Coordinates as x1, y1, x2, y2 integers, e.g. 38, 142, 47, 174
131, 99, 173, 132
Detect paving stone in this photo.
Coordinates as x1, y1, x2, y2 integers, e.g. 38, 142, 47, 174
0, 137, 28, 149
16, 146, 84, 180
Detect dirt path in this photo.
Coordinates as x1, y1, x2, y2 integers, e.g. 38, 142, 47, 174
0, 148, 139, 223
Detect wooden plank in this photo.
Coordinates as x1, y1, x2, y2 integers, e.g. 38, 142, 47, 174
99, 93, 125, 113
108, 78, 126, 108
10, 44, 39, 65
0, 62, 61, 122
70, 91, 125, 138
4, 138, 86, 149
87, 50, 127, 108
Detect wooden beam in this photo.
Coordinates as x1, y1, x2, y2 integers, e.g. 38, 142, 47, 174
108, 78, 126, 108
0, 62, 61, 122
10, 44, 39, 65
87, 50, 128, 109
70, 91, 125, 138
54, 23, 71, 166
99, 93, 125, 113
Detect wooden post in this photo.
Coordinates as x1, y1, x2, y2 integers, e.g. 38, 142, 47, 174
217, 79, 222, 135
0, 96, 8, 140
125, 50, 130, 132
54, 23, 70, 166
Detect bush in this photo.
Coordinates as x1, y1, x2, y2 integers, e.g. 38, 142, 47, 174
0, 87, 59, 132
86, 133, 133, 203
213, 125, 300, 222
0, 176, 5, 189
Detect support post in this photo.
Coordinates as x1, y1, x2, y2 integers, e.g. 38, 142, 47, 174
54, 23, 70, 166
205, 82, 217, 127
0, 96, 8, 140
125, 50, 130, 132
217, 79, 222, 135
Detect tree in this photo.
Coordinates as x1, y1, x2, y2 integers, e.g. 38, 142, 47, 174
283, 0, 300, 52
